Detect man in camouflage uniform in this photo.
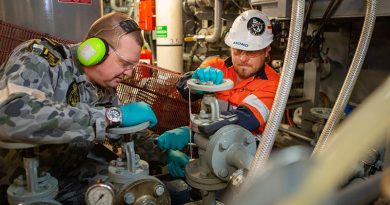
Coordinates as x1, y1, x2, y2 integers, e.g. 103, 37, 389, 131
0, 12, 158, 204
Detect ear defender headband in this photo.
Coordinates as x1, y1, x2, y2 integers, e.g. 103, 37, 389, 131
77, 19, 141, 67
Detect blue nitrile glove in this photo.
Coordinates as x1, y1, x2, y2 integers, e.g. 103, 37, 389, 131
120, 102, 157, 128
167, 150, 190, 178
192, 66, 223, 85
157, 126, 190, 150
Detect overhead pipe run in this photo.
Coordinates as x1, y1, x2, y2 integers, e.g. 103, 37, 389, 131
312, 0, 377, 156
184, 0, 222, 43
245, 0, 306, 185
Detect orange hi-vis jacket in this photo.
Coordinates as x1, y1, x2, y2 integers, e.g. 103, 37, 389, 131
200, 57, 280, 134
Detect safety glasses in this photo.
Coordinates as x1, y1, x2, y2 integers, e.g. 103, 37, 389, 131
110, 46, 139, 71
232, 48, 265, 58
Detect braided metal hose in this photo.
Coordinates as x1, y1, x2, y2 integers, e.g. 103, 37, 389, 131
312, 0, 377, 156
246, 0, 306, 181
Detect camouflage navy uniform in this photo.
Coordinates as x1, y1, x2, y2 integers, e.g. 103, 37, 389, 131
0, 38, 117, 204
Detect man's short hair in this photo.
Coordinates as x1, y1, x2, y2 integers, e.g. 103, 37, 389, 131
85, 12, 144, 48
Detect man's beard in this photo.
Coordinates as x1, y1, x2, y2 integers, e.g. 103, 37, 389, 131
234, 64, 265, 79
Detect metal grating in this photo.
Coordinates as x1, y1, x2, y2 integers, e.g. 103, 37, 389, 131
117, 63, 200, 134
0, 20, 75, 65
0, 20, 199, 135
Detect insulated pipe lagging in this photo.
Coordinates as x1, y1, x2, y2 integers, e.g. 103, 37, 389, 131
246, 0, 306, 181
312, 0, 377, 156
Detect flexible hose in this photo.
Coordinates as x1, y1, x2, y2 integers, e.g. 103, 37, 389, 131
312, 0, 377, 156
246, 0, 305, 182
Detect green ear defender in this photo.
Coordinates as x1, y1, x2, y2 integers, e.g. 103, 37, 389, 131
77, 37, 109, 66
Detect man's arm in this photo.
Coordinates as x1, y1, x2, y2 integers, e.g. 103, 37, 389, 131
0, 43, 105, 144
176, 72, 204, 101
233, 82, 279, 133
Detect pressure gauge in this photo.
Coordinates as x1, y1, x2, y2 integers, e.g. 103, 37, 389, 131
85, 183, 115, 205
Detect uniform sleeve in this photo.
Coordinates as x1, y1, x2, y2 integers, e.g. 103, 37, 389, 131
0, 45, 105, 144
240, 81, 279, 133
222, 106, 260, 132
199, 56, 225, 69
176, 72, 203, 101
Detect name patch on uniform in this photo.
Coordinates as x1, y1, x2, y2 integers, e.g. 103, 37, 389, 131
66, 81, 80, 106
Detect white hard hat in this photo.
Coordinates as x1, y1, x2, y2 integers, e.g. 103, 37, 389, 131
225, 10, 273, 51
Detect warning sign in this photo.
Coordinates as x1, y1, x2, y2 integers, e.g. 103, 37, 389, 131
156, 26, 167, 38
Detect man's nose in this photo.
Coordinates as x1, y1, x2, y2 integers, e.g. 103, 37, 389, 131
239, 52, 250, 62
124, 68, 134, 77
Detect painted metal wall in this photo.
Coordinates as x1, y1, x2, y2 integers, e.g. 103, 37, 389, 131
0, 0, 103, 42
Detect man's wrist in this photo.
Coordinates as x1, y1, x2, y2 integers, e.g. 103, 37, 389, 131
105, 107, 122, 128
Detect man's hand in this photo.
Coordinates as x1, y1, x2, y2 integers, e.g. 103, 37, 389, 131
167, 150, 190, 177
192, 66, 223, 85
120, 102, 157, 128
157, 126, 190, 150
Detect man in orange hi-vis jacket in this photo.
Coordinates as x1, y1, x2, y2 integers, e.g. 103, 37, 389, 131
156, 10, 280, 178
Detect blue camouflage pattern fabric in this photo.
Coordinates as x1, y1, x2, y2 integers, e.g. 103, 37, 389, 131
0, 38, 118, 204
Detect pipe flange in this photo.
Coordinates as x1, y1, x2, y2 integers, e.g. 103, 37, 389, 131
206, 125, 256, 181
116, 176, 170, 205
7, 176, 58, 205
108, 160, 149, 184
185, 159, 227, 191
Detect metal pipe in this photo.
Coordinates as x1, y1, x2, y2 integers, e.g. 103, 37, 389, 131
278, 126, 312, 142
246, 0, 305, 183
110, 0, 129, 13
312, 0, 377, 156
332, 173, 382, 205
189, 0, 222, 43
125, 141, 136, 172
24, 157, 39, 193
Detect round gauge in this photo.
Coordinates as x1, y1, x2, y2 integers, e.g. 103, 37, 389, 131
85, 183, 115, 205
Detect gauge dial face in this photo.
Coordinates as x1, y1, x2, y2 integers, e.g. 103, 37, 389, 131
86, 184, 114, 205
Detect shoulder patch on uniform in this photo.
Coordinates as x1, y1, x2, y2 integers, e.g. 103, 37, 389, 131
66, 81, 80, 106
41, 38, 67, 59
28, 41, 60, 67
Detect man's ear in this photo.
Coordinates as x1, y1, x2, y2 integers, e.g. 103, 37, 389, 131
265, 46, 271, 58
